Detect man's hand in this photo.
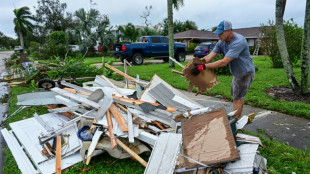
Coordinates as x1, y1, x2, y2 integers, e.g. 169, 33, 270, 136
191, 63, 206, 75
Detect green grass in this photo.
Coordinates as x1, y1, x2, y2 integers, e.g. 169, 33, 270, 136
84, 56, 118, 64
120, 56, 310, 119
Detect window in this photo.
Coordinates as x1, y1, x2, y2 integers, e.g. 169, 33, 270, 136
162, 37, 169, 43
151, 37, 161, 43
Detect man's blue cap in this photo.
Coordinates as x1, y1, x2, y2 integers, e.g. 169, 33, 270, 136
213, 20, 232, 35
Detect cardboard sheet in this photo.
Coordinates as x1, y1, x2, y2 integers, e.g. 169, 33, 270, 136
182, 57, 219, 93
181, 108, 239, 168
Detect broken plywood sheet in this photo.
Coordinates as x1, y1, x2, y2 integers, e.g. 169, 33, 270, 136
182, 57, 219, 93
181, 108, 239, 168
144, 133, 182, 174
139, 75, 203, 108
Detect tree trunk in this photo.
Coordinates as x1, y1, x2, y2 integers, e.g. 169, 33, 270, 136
83, 47, 89, 58
300, 0, 310, 94
18, 32, 24, 50
275, 0, 300, 94
167, 0, 175, 67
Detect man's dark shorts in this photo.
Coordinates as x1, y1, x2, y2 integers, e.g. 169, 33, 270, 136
231, 71, 255, 100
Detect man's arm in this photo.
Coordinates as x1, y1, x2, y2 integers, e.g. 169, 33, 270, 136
205, 56, 233, 69
203, 51, 218, 63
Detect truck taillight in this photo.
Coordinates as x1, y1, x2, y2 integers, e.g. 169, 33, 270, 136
204, 49, 210, 52
122, 45, 126, 51
194, 49, 196, 52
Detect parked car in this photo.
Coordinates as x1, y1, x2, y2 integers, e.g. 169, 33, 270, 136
194, 42, 215, 58
112, 36, 187, 65
70, 45, 80, 52
14, 46, 23, 53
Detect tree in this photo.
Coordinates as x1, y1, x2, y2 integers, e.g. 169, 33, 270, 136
140, 5, 152, 28
300, 0, 310, 94
261, 19, 303, 68
167, 0, 184, 67
72, 8, 100, 57
0, 31, 18, 49
13, 6, 34, 50
275, 0, 310, 95
139, 27, 160, 36
67, 8, 114, 57
33, 0, 77, 44
117, 23, 140, 42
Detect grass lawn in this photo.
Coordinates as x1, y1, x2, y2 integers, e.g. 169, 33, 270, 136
84, 56, 118, 64
120, 56, 310, 119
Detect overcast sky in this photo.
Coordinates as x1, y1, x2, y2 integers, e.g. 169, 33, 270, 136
1, 0, 307, 39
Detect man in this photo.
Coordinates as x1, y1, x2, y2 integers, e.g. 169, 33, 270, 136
192, 20, 255, 120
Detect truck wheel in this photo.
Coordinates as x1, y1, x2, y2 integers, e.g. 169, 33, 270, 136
163, 57, 169, 62
132, 53, 144, 65
38, 78, 56, 89
175, 52, 186, 62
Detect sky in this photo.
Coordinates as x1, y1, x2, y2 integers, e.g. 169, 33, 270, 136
0, 0, 307, 39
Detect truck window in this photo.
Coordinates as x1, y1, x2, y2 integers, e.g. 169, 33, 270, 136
151, 37, 161, 43
162, 37, 169, 43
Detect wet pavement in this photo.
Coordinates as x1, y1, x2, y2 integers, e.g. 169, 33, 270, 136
179, 90, 310, 150
0, 51, 12, 174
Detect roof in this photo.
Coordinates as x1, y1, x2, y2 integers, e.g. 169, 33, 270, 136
174, 27, 263, 40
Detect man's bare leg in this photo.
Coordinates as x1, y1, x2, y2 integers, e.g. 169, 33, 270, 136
233, 99, 244, 120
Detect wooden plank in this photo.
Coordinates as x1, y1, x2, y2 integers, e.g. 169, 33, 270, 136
62, 87, 91, 95
109, 103, 128, 132
56, 135, 62, 174
152, 120, 165, 130
104, 63, 148, 87
51, 87, 100, 108
106, 110, 117, 149
112, 95, 176, 112
172, 69, 184, 76
105, 132, 148, 167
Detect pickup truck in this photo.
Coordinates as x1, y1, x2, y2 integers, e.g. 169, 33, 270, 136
113, 36, 187, 65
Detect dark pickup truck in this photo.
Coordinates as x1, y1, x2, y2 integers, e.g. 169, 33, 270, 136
113, 36, 187, 65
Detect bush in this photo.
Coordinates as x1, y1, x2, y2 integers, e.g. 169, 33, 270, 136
260, 19, 303, 68
186, 42, 198, 54
46, 31, 69, 59
211, 54, 231, 75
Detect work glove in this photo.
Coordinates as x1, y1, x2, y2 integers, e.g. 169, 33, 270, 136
191, 63, 206, 75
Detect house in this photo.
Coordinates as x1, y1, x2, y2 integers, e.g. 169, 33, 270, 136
174, 27, 264, 48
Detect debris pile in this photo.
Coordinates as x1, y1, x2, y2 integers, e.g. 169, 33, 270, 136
1, 62, 267, 174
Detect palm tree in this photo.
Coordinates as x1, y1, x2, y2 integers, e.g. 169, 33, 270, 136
167, 0, 184, 67
73, 8, 100, 57
275, 0, 310, 95
117, 23, 140, 42
13, 6, 34, 50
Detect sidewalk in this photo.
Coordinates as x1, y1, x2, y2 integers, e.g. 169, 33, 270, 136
179, 89, 310, 150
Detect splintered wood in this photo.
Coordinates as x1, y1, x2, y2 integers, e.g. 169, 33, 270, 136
181, 108, 239, 168
182, 57, 219, 93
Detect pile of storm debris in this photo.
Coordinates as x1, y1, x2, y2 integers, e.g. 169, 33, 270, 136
1, 59, 267, 174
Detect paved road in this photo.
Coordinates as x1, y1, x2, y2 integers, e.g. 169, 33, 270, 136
0, 51, 11, 174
